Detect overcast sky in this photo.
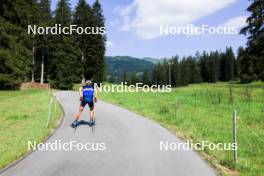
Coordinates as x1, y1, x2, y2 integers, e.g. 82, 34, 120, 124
51, 0, 250, 58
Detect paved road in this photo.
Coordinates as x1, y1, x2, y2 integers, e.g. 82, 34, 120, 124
1, 91, 216, 176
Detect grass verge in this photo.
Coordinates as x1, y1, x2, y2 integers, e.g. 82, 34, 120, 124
100, 82, 264, 176
0, 89, 62, 169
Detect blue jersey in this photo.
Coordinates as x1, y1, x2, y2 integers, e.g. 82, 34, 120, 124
82, 85, 94, 102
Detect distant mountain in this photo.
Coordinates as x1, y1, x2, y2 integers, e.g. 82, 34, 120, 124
142, 57, 163, 64
105, 56, 157, 81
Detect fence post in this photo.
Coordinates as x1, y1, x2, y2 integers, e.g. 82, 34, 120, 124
138, 93, 141, 111
233, 110, 237, 163
175, 99, 177, 116
175, 98, 179, 123
53, 95, 57, 116
46, 96, 54, 127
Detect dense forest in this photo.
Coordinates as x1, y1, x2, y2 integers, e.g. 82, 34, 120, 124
152, 47, 241, 87
0, 0, 106, 90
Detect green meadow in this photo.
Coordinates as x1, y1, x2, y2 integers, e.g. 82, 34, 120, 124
101, 82, 264, 176
0, 89, 61, 169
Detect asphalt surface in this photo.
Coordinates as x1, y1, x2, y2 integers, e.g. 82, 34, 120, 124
1, 91, 216, 176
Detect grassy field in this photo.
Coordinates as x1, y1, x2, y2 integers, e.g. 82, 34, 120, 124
100, 82, 264, 176
0, 89, 61, 169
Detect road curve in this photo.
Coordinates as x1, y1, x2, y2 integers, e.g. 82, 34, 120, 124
1, 91, 216, 176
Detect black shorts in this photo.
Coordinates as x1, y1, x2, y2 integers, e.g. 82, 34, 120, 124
81, 100, 94, 110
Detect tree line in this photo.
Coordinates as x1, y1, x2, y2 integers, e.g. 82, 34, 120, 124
119, 47, 237, 86
154, 47, 243, 86
0, 0, 106, 90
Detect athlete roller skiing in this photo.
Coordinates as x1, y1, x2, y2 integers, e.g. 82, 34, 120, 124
71, 80, 98, 128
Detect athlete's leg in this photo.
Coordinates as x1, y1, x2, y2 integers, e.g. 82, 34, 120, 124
88, 102, 95, 124
90, 106, 95, 120
92, 105, 96, 120
76, 106, 84, 120
76, 100, 86, 120
71, 105, 84, 128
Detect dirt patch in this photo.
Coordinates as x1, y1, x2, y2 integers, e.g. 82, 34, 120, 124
20, 82, 49, 90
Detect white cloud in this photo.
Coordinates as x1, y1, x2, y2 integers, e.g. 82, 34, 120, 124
222, 16, 247, 29
117, 0, 237, 39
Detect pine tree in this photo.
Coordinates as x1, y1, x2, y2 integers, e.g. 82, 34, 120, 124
73, 0, 94, 82
219, 53, 226, 81
130, 73, 140, 85
0, 0, 39, 28
122, 71, 127, 83
0, 17, 31, 89
152, 65, 159, 85
240, 0, 264, 81
225, 47, 235, 81
234, 47, 243, 79
186, 56, 195, 83
35, 0, 53, 84
109, 73, 116, 83
180, 57, 191, 86
142, 70, 151, 85
0, 0, 39, 89
239, 47, 257, 83
191, 56, 202, 83
171, 56, 181, 86
49, 0, 82, 89
91, 0, 106, 83
200, 51, 210, 82
219, 47, 235, 81
208, 52, 218, 83
152, 62, 166, 85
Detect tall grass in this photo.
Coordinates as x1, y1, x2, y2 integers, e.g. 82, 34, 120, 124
101, 82, 264, 176
0, 89, 61, 169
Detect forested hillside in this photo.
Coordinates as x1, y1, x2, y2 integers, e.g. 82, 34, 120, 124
105, 56, 156, 82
